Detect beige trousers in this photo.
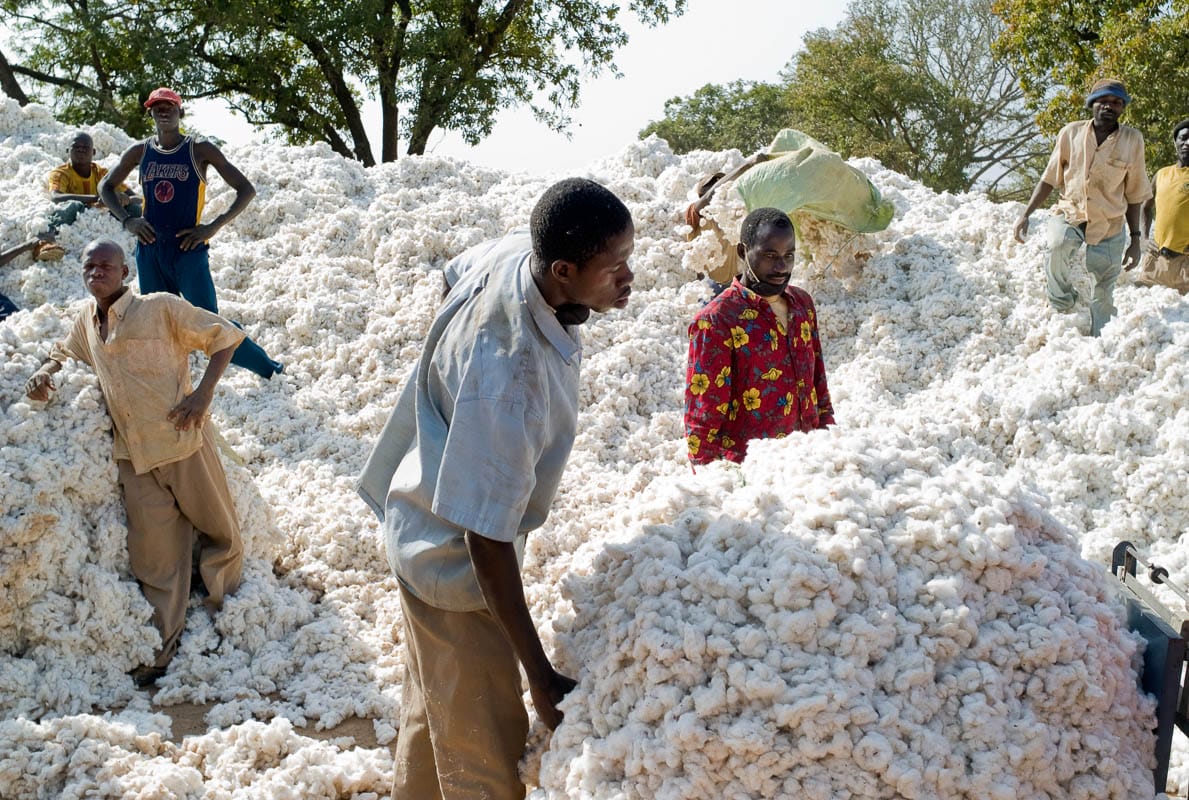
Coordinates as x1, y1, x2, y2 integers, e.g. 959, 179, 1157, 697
117, 429, 243, 668
393, 583, 529, 800
1137, 246, 1189, 293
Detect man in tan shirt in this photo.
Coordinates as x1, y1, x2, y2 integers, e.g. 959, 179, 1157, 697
1014, 79, 1152, 336
25, 239, 246, 687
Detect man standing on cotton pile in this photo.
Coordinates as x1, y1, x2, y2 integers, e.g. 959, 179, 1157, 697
24, 239, 245, 688
1138, 118, 1189, 294
98, 87, 283, 379
1014, 78, 1151, 336
358, 178, 635, 799
685, 207, 834, 466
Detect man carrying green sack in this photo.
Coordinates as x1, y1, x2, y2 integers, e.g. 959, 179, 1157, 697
685, 129, 894, 285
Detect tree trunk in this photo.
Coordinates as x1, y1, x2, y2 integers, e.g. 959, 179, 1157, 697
0, 48, 31, 105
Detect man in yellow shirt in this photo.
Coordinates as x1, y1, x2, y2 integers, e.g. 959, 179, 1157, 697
33, 132, 140, 261
24, 239, 244, 688
1139, 118, 1189, 293
1014, 79, 1151, 336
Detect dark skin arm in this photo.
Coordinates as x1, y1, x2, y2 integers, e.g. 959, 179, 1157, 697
1, 239, 41, 267
24, 357, 62, 402
166, 344, 235, 430
1013, 181, 1055, 242
1142, 175, 1158, 240
465, 531, 577, 730
99, 142, 152, 242
692, 152, 771, 215
176, 141, 256, 252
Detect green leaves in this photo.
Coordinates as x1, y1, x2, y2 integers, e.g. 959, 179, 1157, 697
0, 0, 685, 163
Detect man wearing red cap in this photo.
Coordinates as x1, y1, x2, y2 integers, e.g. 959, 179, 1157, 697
1013, 78, 1151, 336
99, 87, 282, 378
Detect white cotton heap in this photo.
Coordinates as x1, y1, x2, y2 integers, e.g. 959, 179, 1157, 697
535, 432, 1157, 799
1, 97, 1187, 798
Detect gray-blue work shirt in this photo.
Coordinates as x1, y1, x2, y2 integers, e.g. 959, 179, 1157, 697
356, 231, 582, 612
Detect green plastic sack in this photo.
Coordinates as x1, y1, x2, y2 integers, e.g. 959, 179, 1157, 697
733, 129, 894, 233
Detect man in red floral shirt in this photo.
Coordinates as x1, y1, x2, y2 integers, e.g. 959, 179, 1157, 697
685, 207, 833, 465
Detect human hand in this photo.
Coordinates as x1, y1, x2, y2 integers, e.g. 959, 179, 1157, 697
125, 216, 155, 244
1123, 237, 1142, 270
25, 370, 55, 402
1013, 215, 1029, 244
167, 389, 212, 431
528, 668, 577, 730
177, 224, 217, 251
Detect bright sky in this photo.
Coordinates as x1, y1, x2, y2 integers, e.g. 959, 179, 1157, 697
190, 0, 850, 175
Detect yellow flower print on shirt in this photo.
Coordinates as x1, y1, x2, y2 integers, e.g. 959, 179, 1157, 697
742, 388, 761, 411
769, 329, 781, 350
760, 367, 783, 381
690, 373, 710, 396
784, 391, 794, 415
716, 401, 730, 416
810, 387, 818, 406
800, 321, 812, 344
728, 399, 740, 420
697, 319, 712, 330
687, 434, 700, 455
721, 436, 736, 450
741, 308, 759, 320
728, 327, 749, 349
715, 366, 730, 387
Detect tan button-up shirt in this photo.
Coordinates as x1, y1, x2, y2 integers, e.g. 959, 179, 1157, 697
1042, 120, 1152, 245
50, 290, 245, 474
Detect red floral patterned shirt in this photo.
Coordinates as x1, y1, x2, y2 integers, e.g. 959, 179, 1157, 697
684, 279, 834, 464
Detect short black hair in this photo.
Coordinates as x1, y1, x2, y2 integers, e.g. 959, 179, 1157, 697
1174, 119, 1189, 140
530, 178, 632, 268
740, 207, 793, 248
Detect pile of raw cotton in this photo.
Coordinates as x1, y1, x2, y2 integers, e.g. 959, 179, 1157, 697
1, 94, 1187, 799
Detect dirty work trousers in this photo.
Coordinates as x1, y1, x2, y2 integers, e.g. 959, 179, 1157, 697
116, 428, 243, 668
1137, 244, 1189, 293
392, 583, 529, 800
1044, 216, 1127, 336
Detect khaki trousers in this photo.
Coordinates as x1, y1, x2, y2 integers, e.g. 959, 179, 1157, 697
393, 583, 528, 800
117, 429, 243, 668
1137, 246, 1189, 293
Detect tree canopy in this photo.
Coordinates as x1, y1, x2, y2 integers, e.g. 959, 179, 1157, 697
640, 0, 1044, 196
0, 0, 686, 164
992, 0, 1189, 169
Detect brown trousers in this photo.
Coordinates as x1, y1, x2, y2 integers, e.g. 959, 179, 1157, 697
117, 429, 243, 668
393, 583, 529, 800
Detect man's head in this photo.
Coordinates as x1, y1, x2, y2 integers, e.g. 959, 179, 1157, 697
737, 208, 795, 297
1174, 119, 1189, 167
144, 87, 185, 132
530, 178, 635, 316
1086, 78, 1130, 128
68, 132, 94, 171
81, 239, 129, 300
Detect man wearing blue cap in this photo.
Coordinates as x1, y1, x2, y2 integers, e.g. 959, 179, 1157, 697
1013, 78, 1151, 336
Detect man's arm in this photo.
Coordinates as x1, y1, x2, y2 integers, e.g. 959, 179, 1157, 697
25, 357, 63, 402
177, 142, 256, 252
465, 532, 576, 730
1013, 181, 1055, 243
0, 239, 40, 266
1143, 176, 1157, 239
1123, 202, 1144, 270
99, 143, 154, 243
166, 344, 235, 430
685, 315, 736, 465
691, 152, 770, 216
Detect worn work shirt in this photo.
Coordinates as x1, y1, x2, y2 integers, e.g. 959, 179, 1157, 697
685, 279, 833, 465
50, 290, 244, 474
47, 162, 128, 204
357, 231, 582, 613
1151, 165, 1189, 254
1042, 120, 1151, 245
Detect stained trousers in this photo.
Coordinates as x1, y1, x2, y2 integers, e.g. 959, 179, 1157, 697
393, 583, 529, 800
1044, 216, 1127, 336
135, 240, 281, 379
116, 429, 243, 668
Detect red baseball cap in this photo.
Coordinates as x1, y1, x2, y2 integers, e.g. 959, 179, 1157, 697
143, 88, 183, 109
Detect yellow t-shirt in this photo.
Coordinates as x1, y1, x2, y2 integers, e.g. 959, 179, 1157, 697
47, 162, 128, 201
1152, 165, 1189, 254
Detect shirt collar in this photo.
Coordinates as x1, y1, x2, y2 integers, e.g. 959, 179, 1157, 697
733, 277, 793, 303
519, 255, 580, 364
90, 288, 136, 325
